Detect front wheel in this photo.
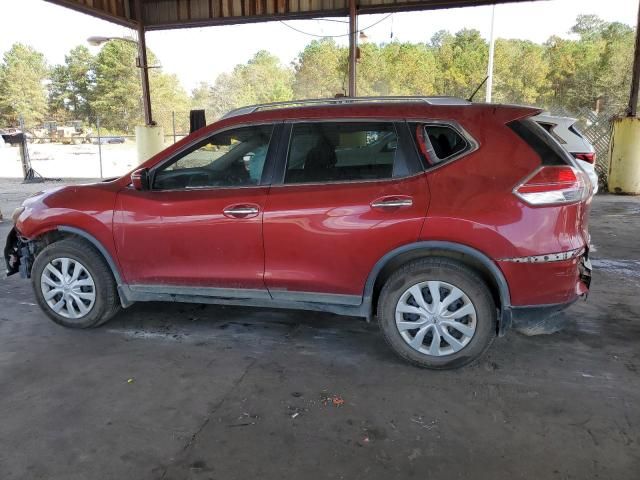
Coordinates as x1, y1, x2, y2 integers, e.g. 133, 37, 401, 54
377, 258, 496, 369
31, 238, 121, 328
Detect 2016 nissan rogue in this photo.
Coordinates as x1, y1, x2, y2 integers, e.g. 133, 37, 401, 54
5, 97, 593, 369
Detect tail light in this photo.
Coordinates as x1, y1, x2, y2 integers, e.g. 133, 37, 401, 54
573, 152, 596, 164
514, 166, 590, 206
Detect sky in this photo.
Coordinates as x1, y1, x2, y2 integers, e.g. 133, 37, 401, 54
0, 0, 637, 93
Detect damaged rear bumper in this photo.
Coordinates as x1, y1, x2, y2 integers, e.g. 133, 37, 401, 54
4, 228, 34, 278
503, 248, 592, 335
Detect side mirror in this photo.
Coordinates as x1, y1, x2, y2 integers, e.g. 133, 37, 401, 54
131, 168, 150, 191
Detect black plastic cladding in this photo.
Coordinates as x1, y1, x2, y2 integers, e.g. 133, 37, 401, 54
507, 118, 577, 167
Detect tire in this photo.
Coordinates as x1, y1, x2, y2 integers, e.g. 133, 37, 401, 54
31, 238, 121, 328
377, 258, 496, 369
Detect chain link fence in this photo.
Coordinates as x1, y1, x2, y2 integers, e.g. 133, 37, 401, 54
0, 111, 197, 179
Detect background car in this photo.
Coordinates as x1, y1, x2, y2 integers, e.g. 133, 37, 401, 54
90, 135, 126, 145
534, 114, 599, 194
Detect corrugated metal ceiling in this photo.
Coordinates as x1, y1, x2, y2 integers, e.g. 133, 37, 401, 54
44, 0, 535, 30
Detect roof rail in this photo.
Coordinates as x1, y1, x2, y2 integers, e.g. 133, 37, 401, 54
221, 96, 471, 119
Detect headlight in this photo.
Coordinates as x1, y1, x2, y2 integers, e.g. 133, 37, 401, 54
12, 206, 25, 223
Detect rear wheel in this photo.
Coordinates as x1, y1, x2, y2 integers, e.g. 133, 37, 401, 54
378, 258, 496, 369
31, 238, 120, 328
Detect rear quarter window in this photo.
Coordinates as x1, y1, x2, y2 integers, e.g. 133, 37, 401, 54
410, 122, 476, 167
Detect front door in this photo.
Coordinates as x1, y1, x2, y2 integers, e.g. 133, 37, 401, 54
113, 123, 277, 291
263, 121, 430, 301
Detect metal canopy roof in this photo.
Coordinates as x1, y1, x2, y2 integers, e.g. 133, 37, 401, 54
45, 0, 534, 30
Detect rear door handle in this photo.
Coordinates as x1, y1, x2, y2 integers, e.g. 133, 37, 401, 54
223, 204, 260, 218
371, 196, 413, 209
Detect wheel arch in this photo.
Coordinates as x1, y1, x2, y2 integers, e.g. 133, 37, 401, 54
364, 241, 512, 332
55, 226, 124, 286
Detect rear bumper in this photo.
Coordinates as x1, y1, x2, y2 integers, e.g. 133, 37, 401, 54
499, 249, 592, 335
509, 300, 577, 335
497, 248, 591, 306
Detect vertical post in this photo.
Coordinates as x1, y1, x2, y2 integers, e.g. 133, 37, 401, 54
18, 116, 29, 179
627, 0, 640, 117
97, 117, 103, 179
485, 5, 496, 103
135, 0, 153, 125
172, 111, 176, 143
348, 0, 357, 97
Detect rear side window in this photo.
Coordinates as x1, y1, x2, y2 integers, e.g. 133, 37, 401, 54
536, 122, 566, 144
410, 122, 473, 166
284, 122, 398, 184
568, 124, 585, 140
508, 118, 573, 166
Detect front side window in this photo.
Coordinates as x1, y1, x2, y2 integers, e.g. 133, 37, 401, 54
284, 122, 398, 184
153, 124, 273, 190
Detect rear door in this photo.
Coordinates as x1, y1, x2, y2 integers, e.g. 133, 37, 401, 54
263, 120, 429, 302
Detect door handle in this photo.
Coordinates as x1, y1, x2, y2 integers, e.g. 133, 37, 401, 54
371, 197, 413, 209
223, 204, 260, 218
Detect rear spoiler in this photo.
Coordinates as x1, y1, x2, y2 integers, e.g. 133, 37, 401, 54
490, 105, 543, 124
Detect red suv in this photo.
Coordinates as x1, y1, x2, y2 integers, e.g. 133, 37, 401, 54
5, 97, 593, 369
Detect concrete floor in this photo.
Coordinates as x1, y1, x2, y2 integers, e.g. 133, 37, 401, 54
1, 181, 639, 480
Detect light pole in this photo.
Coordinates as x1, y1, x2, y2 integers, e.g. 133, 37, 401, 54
87, 35, 153, 126
485, 5, 496, 103
88, 27, 165, 164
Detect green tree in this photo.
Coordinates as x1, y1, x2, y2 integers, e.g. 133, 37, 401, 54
293, 39, 347, 98
596, 22, 635, 109
92, 41, 142, 131
380, 42, 438, 96
48, 46, 96, 122
92, 40, 190, 133
191, 81, 213, 110
150, 70, 190, 134
492, 39, 549, 105
208, 50, 293, 118
432, 29, 489, 98
0, 43, 48, 126
543, 15, 635, 112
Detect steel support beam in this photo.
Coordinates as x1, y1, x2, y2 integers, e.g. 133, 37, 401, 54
348, 0, 358, 97
135, 0, 153, 125
628, 0, 640, 117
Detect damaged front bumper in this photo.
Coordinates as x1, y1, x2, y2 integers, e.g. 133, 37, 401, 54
4, 228, 34, 278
